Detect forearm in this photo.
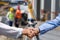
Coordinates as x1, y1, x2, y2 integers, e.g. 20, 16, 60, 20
39, 17, 60, 35
39, 22, 58, 35
0, 22, 23, 38
6, 12, 9, 20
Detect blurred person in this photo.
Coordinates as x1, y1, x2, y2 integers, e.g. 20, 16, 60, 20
15, 5, 22, 27
27, 3, 37, 27
41, 10, 46, 21
45, 11, 50, 21
6, 8, 14, 26
21, 11, 28, 26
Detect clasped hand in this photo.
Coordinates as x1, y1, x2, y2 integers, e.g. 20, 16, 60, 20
22, 27, 39, 38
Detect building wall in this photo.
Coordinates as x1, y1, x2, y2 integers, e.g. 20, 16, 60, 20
44, 0, 51, 20
36, 0, 40, 20
44, 0, 60, 13
56, 0, 59, 13
44, 0, 51, 11
34, 0, 37, 18
36, 0, 60, 20
36, 0, 51, 20
2, 0, 24, 2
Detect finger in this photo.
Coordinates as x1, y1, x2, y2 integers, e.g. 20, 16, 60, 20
27, 30, 35, 38
31, 30, 35, 36
27, 33, 35, 38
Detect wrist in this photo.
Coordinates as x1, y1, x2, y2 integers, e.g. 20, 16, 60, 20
22, 29, 27, 35
36, 28, 40, 33
16, 28, 23, 38
38, 28, 40, 33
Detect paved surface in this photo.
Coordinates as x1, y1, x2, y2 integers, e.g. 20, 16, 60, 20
40, 29, 60, 40
0, 16, 60, 40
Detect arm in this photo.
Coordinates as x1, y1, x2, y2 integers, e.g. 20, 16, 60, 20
39, 14, 60, 35
0, 22, 35, 38
6, 12, 10, 20
0, 22, 23, 38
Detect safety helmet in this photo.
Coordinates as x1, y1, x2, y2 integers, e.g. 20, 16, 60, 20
10, 8, 14, 12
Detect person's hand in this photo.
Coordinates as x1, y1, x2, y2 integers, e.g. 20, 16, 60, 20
25, 27, 40, 37
32, 28, 40, 36
22, 28, 35, 38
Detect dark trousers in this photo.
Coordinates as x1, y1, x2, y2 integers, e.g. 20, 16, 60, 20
9, 21, 13, 26
15, 18, 21, 28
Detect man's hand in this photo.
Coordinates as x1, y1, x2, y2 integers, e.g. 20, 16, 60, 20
27, 27, 39, 35
22, 28, 35, 38
23, 27, 40, 38
22, 27, 40, 38
32, 28, 40, 36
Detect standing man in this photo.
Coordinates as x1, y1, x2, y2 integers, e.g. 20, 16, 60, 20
15, 4, 22, 27
27, 1, 37, 27
6, 8, 14, 26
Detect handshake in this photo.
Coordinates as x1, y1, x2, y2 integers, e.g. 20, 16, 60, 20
22, 27, 40, 38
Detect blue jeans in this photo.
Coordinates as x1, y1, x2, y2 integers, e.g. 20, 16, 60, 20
8, 21, 13, 26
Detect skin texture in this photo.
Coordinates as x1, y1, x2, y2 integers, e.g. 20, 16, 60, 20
22, 27, 39, 38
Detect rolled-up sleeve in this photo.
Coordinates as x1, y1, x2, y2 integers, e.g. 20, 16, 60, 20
39, 14, 60, 35
0, 22, 23, 39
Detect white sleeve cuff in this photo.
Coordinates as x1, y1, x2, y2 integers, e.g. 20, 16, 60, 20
16, 28, 23, 38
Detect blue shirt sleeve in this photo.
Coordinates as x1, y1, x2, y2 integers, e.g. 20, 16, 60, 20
39, 14, 60, 35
